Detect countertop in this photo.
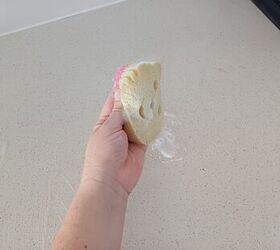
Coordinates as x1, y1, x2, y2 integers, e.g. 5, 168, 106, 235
0, 0, 280, 249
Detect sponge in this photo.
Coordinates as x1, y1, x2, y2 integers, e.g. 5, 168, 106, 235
114, 62, 163, 145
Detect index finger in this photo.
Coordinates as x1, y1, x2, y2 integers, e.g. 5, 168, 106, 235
94, 93, 114, 130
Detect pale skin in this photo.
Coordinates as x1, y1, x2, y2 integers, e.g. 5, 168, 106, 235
51, 87, 146, 250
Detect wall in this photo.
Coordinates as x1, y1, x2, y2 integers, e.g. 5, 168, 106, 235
0, 0, 126, 36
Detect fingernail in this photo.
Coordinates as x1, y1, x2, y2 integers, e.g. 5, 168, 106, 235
112, 79, 117, 88
112, 77, 120, 89
114, 89, 121, 101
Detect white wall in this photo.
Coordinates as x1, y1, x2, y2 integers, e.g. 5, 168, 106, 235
0, 0, 126, 36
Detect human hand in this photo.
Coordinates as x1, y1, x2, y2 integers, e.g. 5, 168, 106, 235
81, 87, 147, 197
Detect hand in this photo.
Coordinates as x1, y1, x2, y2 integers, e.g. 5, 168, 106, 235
82, 88, 146, 196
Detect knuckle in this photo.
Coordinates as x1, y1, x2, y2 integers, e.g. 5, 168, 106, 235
112, 108, 122, 113
100, 114, 110, 120
112, 102, 123, 113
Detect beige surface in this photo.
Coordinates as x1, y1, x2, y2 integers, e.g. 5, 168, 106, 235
0, 0, 280, 249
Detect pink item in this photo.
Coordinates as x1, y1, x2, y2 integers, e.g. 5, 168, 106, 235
113, 64, 128, 89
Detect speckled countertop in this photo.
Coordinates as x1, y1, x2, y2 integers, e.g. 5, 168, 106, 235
0, 0, 280, 249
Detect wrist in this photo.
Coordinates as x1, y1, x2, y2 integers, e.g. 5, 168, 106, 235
80, 168, 129, 202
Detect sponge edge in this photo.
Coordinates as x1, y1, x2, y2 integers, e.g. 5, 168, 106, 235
114, 61, 163, 145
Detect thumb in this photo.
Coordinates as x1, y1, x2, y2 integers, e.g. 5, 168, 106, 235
105, 89, 124, 131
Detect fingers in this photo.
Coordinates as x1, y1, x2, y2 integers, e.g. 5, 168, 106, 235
105, 89, 124, 132
129, 143, 147, 154
128, 142, 147, 167
94, 94, 114, 131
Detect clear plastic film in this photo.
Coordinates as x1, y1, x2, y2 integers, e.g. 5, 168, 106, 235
151, 112, 186, 163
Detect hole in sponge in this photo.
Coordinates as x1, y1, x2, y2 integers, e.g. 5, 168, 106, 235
139, 100, 154, 120
139, 105, 145, 119
158, 105, 162, 115
153, 80, 160, 91
133, 69, 139, 77
150, 100, 155, 109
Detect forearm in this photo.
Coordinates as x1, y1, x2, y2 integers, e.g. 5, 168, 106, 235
51, 176, 128, 250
